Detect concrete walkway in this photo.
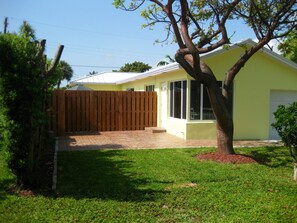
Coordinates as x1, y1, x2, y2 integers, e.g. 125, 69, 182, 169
57, 131, 282, 151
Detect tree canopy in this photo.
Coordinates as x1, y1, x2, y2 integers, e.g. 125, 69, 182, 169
54, 60, 74, 89
278, 30, 297, 63
115, 61, 152, 72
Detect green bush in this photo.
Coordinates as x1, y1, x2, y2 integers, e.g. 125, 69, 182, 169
0, 23, 62, 188
0, 33, 45, 186
272, 102, 297, 162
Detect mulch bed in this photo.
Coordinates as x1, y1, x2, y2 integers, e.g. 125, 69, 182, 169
196, 152, 258, 164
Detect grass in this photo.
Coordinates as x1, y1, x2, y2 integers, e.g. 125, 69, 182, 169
1, 146, 297, 222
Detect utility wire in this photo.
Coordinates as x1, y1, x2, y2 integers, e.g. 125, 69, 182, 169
70, 64, 120, 68
0, 15, 155, 41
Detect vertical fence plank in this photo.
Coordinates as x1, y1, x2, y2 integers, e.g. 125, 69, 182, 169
149, 92, 153, 127
97, 91, 102, 131
144, 93, 149, 127
131, 92, 136, 130
71, 91, 76, 132
76, 91, 81, 132
139, 92, 145, 130
110, 92, 115, 131
64, 91, 69, 133
57, 90, 65, 136
86, 91, 91, 131
153, 92, 157, 127
81, 91, 86, 131
89, 91, 94, 131
127, 92, 131, 130
117, 91, 122, 131
106, 91, 111, 131
102, 92, 106, 131
135, 93, 140, 130
122, 92, 127, 130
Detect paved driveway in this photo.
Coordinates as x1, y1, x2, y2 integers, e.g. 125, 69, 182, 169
57, 131, 282, 151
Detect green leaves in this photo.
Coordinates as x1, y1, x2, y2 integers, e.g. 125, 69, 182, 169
272, 102, 297, 161
0, 23, 62, 188
112, 0, 125, 8
116, 61, 152, 72
278, 30, 297, 63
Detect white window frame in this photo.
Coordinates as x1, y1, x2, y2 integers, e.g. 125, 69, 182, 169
126, 87, 134, 91
145, 84, 155, 92
190, 80, 231, 121
170, 80, 187, 120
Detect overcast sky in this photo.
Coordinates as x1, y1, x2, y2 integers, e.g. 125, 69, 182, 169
1, 0, 259, 83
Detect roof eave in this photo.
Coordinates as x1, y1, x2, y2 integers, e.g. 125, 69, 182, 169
70, 82, 117, 85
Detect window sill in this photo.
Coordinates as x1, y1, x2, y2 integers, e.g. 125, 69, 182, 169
187, 120, 217, 124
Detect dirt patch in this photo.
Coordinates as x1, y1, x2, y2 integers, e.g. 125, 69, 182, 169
165, 182, 198, 192
196, 152, 258, 164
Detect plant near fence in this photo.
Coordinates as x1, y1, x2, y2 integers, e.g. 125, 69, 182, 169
0, 22, 63, 188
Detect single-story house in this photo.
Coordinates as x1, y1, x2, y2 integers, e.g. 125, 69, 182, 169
70, 39, 297, 140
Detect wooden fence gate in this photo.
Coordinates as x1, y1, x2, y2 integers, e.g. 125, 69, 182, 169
49, 90, 157, 136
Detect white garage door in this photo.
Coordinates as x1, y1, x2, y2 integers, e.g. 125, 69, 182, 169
269, 90, 297, 140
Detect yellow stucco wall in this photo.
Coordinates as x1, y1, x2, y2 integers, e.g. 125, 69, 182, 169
186, 122, 217, 140
83, 84, 121, 91
234, 53, 297, 139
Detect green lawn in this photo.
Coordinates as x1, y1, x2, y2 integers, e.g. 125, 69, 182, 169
1, 147, 297, 222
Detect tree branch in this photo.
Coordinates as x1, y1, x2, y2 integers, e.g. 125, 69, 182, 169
36, 39, 46, 61
47, 45, 64, 76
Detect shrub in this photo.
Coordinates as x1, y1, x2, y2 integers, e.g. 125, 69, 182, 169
0, 23, 63, 188
272, 102, 297, 162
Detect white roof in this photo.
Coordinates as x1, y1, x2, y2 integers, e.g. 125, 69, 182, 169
70, 72, 141, 85
71, 39, 297, 85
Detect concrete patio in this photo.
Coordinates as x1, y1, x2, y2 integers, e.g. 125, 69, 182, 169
57, 130, 282, 151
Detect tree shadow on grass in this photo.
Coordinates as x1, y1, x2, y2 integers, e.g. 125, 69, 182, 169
247, 146, 293, 168
0, 178, 15, 201
56, 149, 170, 202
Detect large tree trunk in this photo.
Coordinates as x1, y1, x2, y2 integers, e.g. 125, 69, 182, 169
217, 121, 234, 154
205, 81, 235, 155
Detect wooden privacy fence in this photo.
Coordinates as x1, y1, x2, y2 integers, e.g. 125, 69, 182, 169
49, 90, 157, 136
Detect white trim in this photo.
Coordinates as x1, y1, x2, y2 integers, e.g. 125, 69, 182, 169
200, 84, 204, 120
169, 80, 187, 120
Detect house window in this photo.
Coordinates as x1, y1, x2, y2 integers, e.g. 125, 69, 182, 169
190, 80, 233, 120
127, 88, 134, 91
170, 80, 187, 119
145, 85, 155, 92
